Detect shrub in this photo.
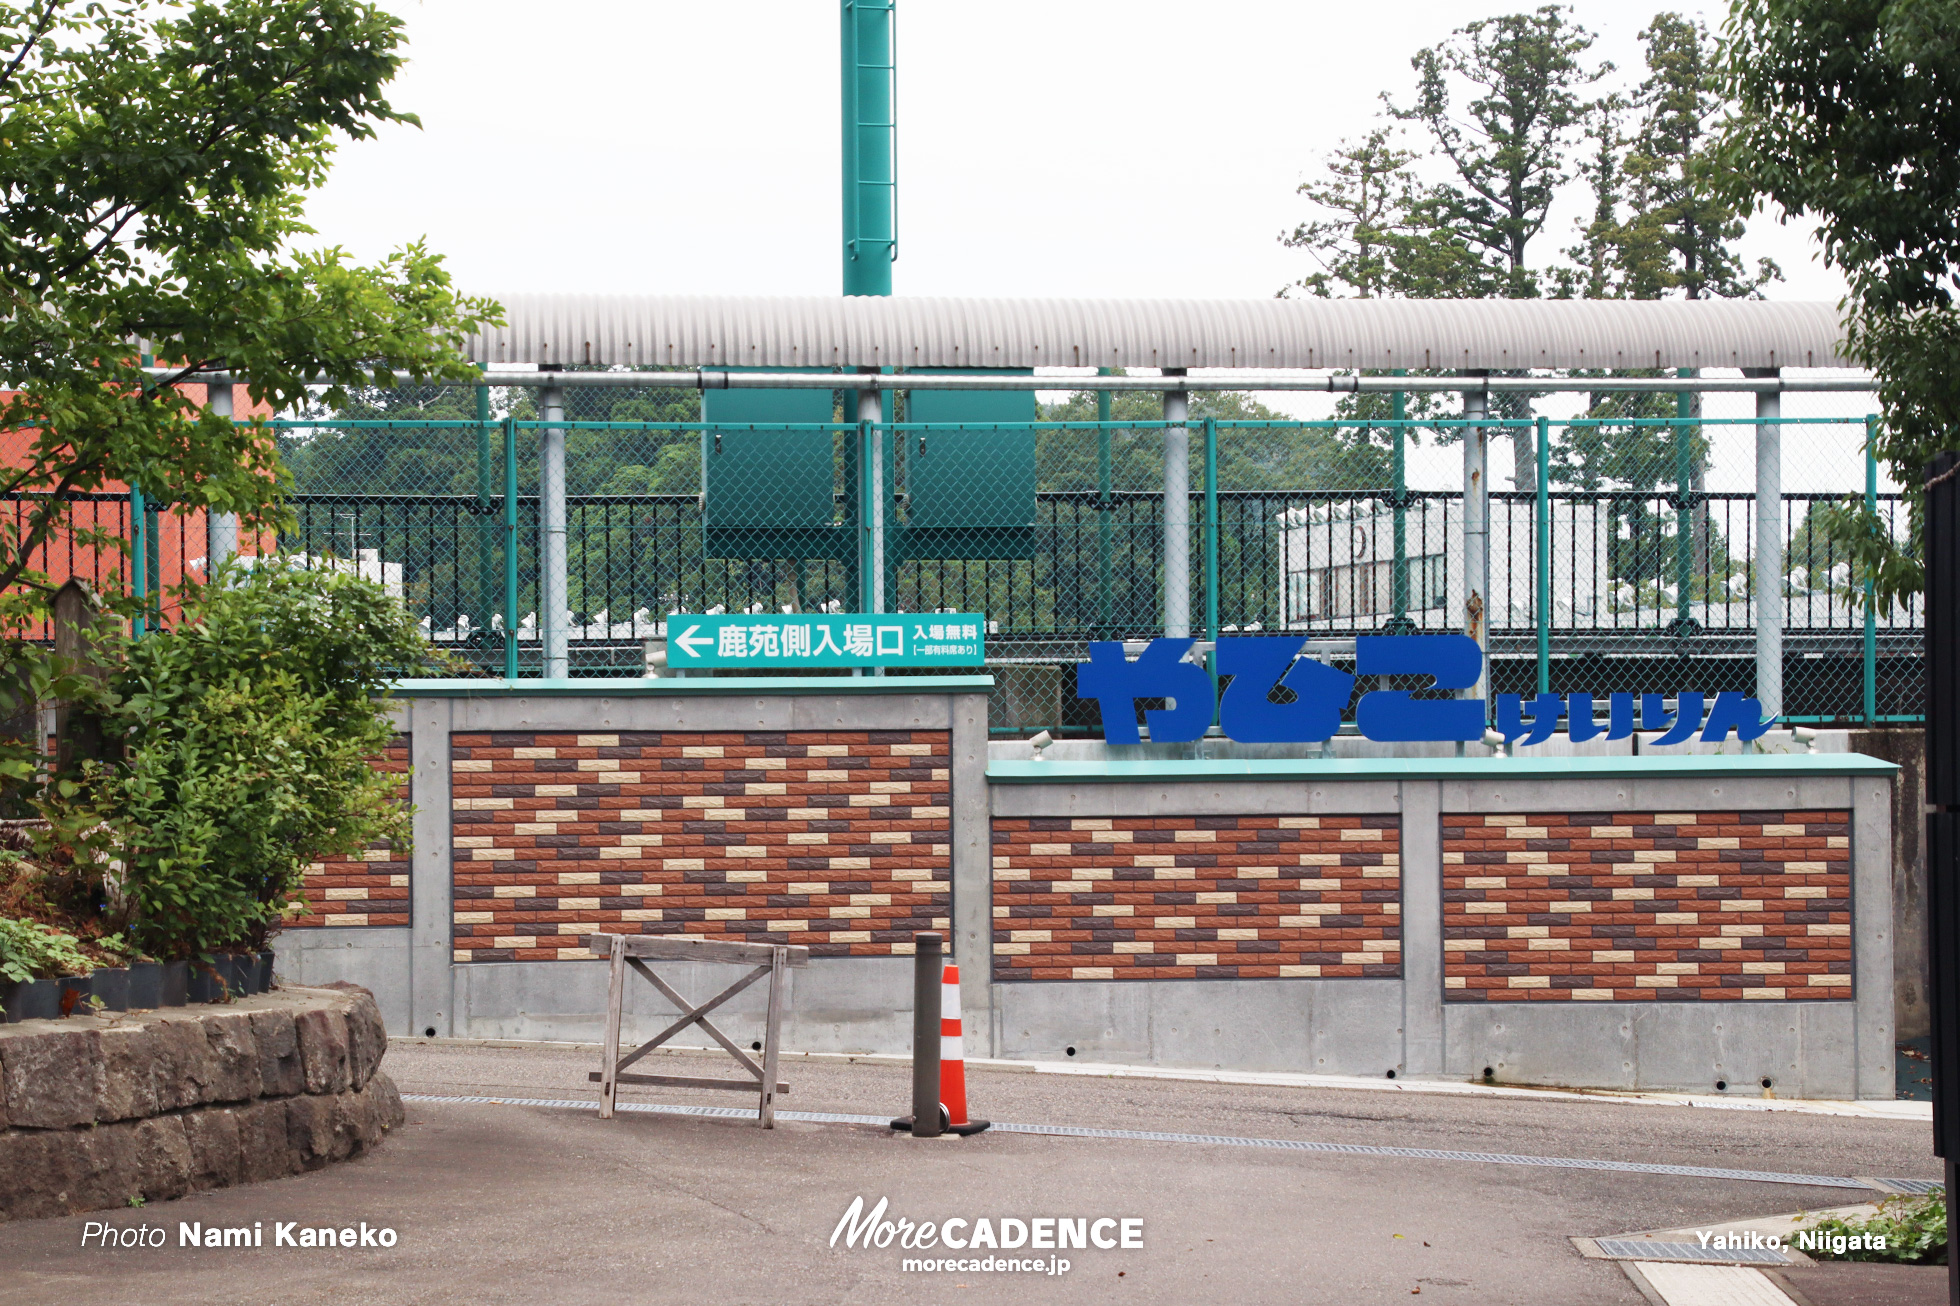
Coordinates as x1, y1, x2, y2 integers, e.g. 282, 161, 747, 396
99, 560, 431, 959
1802, 1192, 1947, 1265
0, 916, 93, 982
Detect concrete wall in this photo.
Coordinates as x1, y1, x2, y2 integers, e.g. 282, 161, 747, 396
1850, 728, 1928, 1040
280, 683, 1899, 1099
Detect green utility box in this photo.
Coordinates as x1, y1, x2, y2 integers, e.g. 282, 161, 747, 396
899, 372, 1037, 559
701, 372, 846, 559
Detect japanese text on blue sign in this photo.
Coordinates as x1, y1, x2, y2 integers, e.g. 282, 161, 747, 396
666, 613, 986, 669
1077, 635, 1773, 746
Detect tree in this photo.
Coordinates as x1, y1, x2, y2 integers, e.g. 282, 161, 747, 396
1278, 129, 1494, 301
1552, 98, 1631, 302
1720, 0, 1960, 611
0, 0, 496, 614
1387, 6, 1609, 300
1388, 6, 1610, 487
1619, 13, 1780, 302
0, 0, 495, 791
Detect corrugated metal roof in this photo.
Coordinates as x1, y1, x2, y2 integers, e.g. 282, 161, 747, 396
465, 295, 1853, 371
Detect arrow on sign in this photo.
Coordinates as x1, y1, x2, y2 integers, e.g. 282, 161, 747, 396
673, 625, 713, 659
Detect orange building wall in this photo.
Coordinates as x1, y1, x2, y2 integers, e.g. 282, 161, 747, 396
2, 384, 277, 632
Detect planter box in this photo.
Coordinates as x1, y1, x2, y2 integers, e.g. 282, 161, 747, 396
186, 963, 220, 1004
256, 950, 275, 994
89, 967, 129, 1012
158, 960, 188, 1007
2, 979, 57, 1022
125, 962, 160, 1009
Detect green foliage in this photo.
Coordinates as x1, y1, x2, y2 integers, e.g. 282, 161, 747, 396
1616, 14, 1780, 301
0, 915, 92, 982
100, 560, 431, 958
281, 375, 704, 498
1387, 6, 1609, 298
1278, 129, 1496, 300
1036, 390, 1391, 490
1721, 0, 1960, 611
1803, 1193, 1948, 1264
0, 0, 497, 625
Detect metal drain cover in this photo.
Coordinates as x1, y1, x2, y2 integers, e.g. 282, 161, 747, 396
1592, 1239, 1790, 1265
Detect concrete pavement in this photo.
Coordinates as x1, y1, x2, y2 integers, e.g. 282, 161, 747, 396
0, 1041, 1943, 1305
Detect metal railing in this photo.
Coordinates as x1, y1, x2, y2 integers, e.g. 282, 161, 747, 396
24, 408, 1913, 732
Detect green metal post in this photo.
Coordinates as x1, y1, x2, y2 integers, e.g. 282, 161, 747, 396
503, 416, 519, 680
476, 367, 494, 639
1097, 372, 1112, 632
1535, 416, 1550, 694
1864, 416, 1879, 724
1203, 416, 1219, 640
1391, 374, 1409, 630
131, 351, 151, 639
858, 418, 876, 611
1674, 369, 1694, 631
840, 1, 896, 297
130, 485, 147, 640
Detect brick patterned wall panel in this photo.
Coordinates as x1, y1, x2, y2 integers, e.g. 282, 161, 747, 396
450, 730, 951, 961
292, 736, 411, 928
991, 815, 1402, 981
1442, 810, 1852, 1002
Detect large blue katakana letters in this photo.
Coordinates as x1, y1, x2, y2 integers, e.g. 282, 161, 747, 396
1494, 692, 1564, 745
1352, 634, 1487, 742
1699, 691, 1775, 743
1490, 689, 1774, 746
1215, 638, 1355, 742
1077, 639, 1216, 744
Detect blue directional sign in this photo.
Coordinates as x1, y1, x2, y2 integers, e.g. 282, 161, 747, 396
1078, 634, 1773, 747
665, 612, 986, 669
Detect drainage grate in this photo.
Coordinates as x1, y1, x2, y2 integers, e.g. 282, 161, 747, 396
1593, 1239, 1789, 1265
401, 1094, 1874, 1191
1865, 1177, 1945, 1195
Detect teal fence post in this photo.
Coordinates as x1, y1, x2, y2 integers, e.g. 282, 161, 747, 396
1097, 374, 1112, 632
1390, 375, 1410, 632
503, 415, 519, 680
858, 418, 875, 612
130, 484, 147, 640
1865, 416, 1879, 724
1674, 371, 1695, 633
1535, 415, 1550, 694
1203, 416, 1219, 640
476, 366, 495, 635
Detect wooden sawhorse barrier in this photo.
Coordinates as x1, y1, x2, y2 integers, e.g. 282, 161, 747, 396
586, 932, 810, 1127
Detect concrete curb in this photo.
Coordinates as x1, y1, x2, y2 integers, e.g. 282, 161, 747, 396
389, 1036, 1930, 1120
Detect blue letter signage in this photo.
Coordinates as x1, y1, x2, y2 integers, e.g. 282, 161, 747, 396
1076, 636, 1773, 747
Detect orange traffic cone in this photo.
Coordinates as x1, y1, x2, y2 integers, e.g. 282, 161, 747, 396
939, 964, 990, 1135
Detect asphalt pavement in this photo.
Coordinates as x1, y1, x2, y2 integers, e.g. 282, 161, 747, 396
0, 1041, 1944, 1306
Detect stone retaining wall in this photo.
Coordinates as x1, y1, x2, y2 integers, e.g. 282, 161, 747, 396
0, 984, 404, 1221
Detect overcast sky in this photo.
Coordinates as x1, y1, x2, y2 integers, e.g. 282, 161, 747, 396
307, 0, 1844, 306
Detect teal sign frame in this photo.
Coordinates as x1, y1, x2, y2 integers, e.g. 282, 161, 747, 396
666, 613, 986, 669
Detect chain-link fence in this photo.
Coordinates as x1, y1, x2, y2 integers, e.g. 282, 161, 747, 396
63, 378, 1911, 737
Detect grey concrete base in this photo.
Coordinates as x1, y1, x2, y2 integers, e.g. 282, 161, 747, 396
992, 979, 1405, 1076
451, 957, 918, 1054
276, 929, 1887, 1097
278, 929, 411, 1035
1442, 1001, 1866, 1100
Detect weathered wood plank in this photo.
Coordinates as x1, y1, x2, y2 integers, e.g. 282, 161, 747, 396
585, 932, 810, 967
759, 947, 787, 1129
625, 959, 768, 1080
613, 962, 771, 1075
587, 1071, 788, 1094
597, 935, 628, 1120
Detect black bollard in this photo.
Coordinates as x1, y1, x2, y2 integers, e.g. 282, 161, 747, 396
894, 931, 943, 1138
